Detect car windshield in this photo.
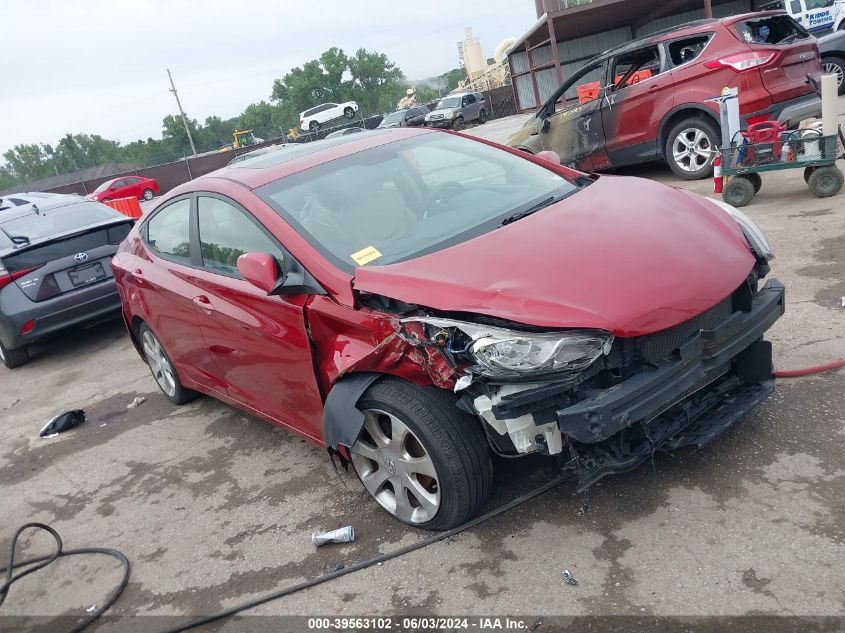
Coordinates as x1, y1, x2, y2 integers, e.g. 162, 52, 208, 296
0, 202, 122, 243
382, 111, 406, 123
94, 180, 115, 193
256, 133, 579, 273
436, 97, 462, 109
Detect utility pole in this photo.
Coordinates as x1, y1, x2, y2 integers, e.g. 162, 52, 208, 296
167, 69, 198, 158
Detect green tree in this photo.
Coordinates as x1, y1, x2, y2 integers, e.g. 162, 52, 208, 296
3, 144, 53, 182
161, 113, 203, 155
271, 47, 406, 121
0, 166, 18, 190
347, 48, 405, 114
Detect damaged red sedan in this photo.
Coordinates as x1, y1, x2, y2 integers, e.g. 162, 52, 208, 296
112, 128, 783, 530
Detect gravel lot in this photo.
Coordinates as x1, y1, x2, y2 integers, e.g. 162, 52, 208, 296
1, 98, 843, 630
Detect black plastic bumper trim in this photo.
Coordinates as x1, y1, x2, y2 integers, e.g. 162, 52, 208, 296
557, 279, 784, 444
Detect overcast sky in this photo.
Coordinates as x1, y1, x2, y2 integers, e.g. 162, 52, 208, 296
0, 0, 536, 156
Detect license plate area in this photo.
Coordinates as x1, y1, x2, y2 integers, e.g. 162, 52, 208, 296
68, 262, 106, 287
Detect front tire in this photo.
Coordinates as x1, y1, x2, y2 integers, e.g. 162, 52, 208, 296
665, 117, 719, 180
350, 378, 492, 530
452, 116, 464, 131
723, 175, 756, 207
139, 324, 196, 405
142, 188, 154, 201
343, 107, 355, 119
0, 340, 29, 369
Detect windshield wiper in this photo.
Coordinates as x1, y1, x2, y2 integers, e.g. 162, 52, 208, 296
0, 226, 29, 245
500, 194, 566, 226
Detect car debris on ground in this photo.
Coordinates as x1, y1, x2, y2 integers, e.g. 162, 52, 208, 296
38, 409, 85, 437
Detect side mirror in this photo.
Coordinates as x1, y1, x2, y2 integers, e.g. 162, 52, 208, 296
237, 252, 286, 294
536, 150, 562, 165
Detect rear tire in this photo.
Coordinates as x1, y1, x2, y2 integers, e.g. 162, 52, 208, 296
745, 172, 763, 194
804, 166, 816, 183
309, 121, 319, 132
665, 117, 719, 180
807, 165, 844, 198
142, 188, 154, 201
723, 175, 756, 207
0, 340, 29, 369
343, 107, 355, 119
821, 56, 845, 95
139, 324, 197, 405
478, 109, 488, 124
350, 377, 493, 530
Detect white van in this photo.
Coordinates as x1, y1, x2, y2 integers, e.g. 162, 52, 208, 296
760, 0, 845, 33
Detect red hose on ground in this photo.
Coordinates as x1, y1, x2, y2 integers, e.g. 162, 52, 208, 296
774, 358, 845, 378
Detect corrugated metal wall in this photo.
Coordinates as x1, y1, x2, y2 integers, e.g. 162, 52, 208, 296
514, 73, 537, 110
636, 0, 752, 36
557, 26, 632, 63
511, 0, 753, 112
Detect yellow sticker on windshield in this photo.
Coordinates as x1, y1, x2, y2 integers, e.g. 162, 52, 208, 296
350, 245, 383, 266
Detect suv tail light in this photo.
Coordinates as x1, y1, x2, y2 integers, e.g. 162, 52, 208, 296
704, 50, 778, 72
0, 262, 41, 291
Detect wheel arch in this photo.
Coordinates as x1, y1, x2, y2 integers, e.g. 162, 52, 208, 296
322, 371, 383, 449
658, 105, 720, 158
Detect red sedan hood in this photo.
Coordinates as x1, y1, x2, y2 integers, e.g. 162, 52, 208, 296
354, 176, 756, 337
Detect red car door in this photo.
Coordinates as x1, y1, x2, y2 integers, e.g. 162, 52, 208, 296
123, 177, 142, 199
601, 44, 674, 166
188, 193, 325, 441
129, 196, 227, 393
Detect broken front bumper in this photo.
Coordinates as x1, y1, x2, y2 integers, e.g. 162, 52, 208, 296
556, 279, 784, 445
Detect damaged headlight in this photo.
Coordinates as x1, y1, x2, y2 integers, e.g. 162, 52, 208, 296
707, 197, 774, 261
402, 317, 613, 379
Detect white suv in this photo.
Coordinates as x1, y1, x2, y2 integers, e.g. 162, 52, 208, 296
300, 101, 359, 132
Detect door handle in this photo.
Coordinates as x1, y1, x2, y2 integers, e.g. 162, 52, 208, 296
647, 84, 661, 93
192, 295, 214, 310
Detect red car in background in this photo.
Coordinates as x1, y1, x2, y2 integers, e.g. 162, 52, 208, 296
88, 176, 159, 203
112, 129, 783, 529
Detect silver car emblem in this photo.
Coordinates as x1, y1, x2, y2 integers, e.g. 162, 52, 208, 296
73, 252, 89, 263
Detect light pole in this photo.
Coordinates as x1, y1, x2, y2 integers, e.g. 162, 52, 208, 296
167, 69, 198, 158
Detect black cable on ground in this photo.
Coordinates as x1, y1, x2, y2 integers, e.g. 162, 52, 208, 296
0, 476, 566, 633
0, 522, 130, 633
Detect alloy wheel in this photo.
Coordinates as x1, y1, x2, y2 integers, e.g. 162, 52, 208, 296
143, 189, 154, 200
350, 409, 441, 524
142, 330, 177, 397
672, 127, 712, 173
823, 61, 844, 90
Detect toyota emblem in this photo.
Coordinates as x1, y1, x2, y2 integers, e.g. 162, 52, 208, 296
73, 252, 89, 263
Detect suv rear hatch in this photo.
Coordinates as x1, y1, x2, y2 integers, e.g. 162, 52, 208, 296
727, 13, 821, 103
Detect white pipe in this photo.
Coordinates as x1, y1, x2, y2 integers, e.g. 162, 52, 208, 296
494, 37, 517, 64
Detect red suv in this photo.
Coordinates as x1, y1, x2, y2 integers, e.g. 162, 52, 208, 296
507, 11, 822, 179
112, 129, 783, 529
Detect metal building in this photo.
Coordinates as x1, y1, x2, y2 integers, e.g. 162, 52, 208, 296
508, 0, 757, 112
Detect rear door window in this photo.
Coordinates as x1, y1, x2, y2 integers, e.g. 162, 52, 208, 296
667, 35, 712, 66
145, 198, 192, 264
733, 15, 809, 44
197, 196, 283, 277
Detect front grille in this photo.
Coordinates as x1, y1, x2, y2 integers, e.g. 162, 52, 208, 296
636, 295, 734, 364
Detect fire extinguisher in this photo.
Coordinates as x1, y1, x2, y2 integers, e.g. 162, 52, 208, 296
713, 154, 723, 194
